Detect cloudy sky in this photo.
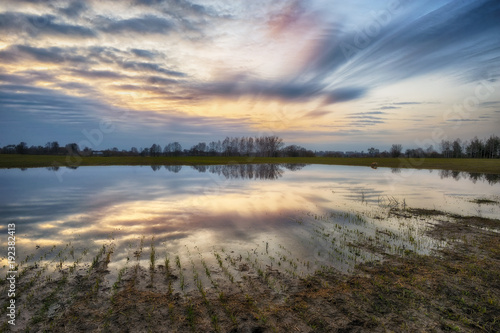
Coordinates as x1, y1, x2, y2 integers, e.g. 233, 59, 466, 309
0, 0, 499, 152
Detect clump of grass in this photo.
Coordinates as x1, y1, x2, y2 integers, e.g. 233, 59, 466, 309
202, 259, 211, 278
90, 245, 106, 270
150, 238, 156, 271
186, 299, 196, 329
470, 198, 498, 204
164, 253, 171, 277
213, 251, 235, 283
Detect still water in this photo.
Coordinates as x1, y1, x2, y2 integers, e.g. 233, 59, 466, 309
1, 164, 499, 282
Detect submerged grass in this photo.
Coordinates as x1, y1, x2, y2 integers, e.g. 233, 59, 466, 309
1, 154, 500, 174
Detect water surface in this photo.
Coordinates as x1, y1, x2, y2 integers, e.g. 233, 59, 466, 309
1, 164, 498, 283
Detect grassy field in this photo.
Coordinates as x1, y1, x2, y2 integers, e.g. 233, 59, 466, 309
1, 154, 499, 174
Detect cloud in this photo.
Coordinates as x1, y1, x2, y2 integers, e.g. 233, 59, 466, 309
131, 48, 157, 59
0, 81, 259, 148
0, 84, 104, 122
0, 0, 499, 149
379, 106, 401, 110
146, 76, 179, 85
0, 45, 88, 64
349, 111, 386, 116
192, 76, 367, 105
193, 77, 321, 101
301, 110, 330, 119
362, 111, 386, 115
324, 87, 367, 104
347, 115, 384, 120
99, 15, 174, 34
70, 69, 126, 79
446, 119, 479, 122
120, 61, 186, 77
345, 111, 386, 127
58, 1, 88, 18
479, 101, 500, 108
0, 73, 33, 85
0, 12, 96, 38
299, 0, 500, 97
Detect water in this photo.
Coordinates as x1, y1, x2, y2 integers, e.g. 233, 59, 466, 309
1, 164, 499, 286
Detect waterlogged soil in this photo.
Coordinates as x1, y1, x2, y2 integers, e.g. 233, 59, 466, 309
2, 208, 500, 332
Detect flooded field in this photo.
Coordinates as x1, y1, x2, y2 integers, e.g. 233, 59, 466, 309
1, 164, 499, 332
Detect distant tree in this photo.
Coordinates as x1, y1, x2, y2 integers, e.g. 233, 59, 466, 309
65, 143, 80, 156
281, 145, 314, 157
466, 137, 483, 158
163, 143, 172, 156
172, 142, 182, 156
239, 137, 246, 156
45, 142, 52, 154
50, 141, 60, 154
189, 142, 207, 156
282, 145, 299, 157
246, 137, 254, 156
150, 144, 162, 157
222, 137, 231, 156
130, 147, 139, 155
452, 139, 463, 158
267, 136, 284, 157
485, 135, 500, 159
405, 148, 426, 158
367, 147, 380, 157
16, 142, 28, 154
82, 147, 93, 156
440, 140, 452, 158
390, 144, 402, 158
426, 145, 437, 157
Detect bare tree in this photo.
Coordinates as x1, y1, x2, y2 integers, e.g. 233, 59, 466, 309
452, 139, 462, 158
390, 144, 403, 158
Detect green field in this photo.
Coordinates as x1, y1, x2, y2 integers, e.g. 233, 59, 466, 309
1, 154, 499, 174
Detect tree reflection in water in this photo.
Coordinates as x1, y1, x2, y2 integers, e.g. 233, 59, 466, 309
190, 163, 306, 180
439, 169, 499, 185
151, 163, 307, 178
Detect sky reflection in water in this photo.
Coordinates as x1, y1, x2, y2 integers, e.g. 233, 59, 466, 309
1, 164, 498, 277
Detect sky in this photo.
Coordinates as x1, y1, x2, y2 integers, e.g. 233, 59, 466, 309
0, 0, 499, 152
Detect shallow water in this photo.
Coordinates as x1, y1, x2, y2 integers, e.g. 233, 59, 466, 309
1, 164, 499, 284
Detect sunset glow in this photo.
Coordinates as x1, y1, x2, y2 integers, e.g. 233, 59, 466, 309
1, 0, 499, 151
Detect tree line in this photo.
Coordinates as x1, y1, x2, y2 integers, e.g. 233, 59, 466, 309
0, 136, 314, 158
143, 136, 315, 157
1, 135, 499, 159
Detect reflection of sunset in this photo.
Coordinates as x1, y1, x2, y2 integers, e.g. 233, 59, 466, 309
2, 164, 498, 260
89, 183, 309, 241
1, 164, 499, 285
